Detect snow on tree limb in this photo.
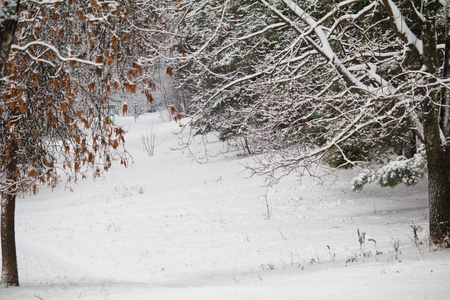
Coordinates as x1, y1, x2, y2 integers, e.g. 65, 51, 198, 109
25, 0, 65, 4
258, 0, 303, 33
164, 0, 450, 245
275, 0, 375, 93
381, 0, 424, 56
328, 2, 378, 35
11, 41, 102, 67
230, 22, 286, 42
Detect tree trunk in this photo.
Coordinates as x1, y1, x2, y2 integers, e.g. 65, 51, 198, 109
420, 88, 450, 245
402, 130, 416, 159
1, 148, 19, 286
420, 95, 450, 246
419, 4, 450, 247
1, 192, 19, 286
422, 89, 450, 246
427, 152, 450, 246
439, 0, 450, 136
429, 0, 450, 247
0, 0, 21, 287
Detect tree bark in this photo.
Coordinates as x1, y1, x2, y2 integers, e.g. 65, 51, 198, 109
1, 192, 19, 286
421, 13, 450, 246
423, 91, 450, 246
1, 142, 19, 286
441, 0, 450, 137
419, 92, 450, 245
427, 147, 450, 246
0, 1, 21, 286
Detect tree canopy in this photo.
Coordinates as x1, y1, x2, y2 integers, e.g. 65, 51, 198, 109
169, 0, 450, 244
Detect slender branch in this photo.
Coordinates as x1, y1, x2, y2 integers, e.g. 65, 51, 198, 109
11, 41, 102, 67
381, 0, 424, 56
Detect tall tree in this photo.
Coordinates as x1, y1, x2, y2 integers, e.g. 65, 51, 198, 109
0, 0, 21, 287
0, 0, 136, 286
174, 0, 450, 245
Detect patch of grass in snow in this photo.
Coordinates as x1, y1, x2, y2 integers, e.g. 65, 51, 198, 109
114, 183, 144, 198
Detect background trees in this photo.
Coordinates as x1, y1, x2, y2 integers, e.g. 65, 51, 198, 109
172, 0, 450, 245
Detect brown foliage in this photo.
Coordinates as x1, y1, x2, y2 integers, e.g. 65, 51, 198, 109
166, 66, 173, 77
0, 0, 132, 198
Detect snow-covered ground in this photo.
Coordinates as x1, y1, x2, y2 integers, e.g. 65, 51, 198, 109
1, 113, 449, 300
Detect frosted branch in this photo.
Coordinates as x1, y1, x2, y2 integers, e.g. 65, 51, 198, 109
280, 0, 373, 93
381, 0, 423, 55
26, 0, 66, 4
11, 41, 102, 67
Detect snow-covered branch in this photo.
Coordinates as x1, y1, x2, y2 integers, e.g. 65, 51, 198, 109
168, 0, 448, 190
11, 41, 102, 67
328, 2, 378, 35
25, 0, 65, 4
381, 0, 424, 55
279, 0, 374, 92
230, 22, 286, 42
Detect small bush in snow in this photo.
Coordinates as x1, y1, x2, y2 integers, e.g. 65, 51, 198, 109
352, 147, 427, 190
139, 125, 157, 156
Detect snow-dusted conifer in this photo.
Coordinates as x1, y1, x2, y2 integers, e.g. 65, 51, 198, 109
352, 147, 427, 191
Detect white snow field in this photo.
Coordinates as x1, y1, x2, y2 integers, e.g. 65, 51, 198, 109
1, 113, 449, 300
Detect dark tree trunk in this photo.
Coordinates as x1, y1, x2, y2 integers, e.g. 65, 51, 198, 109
440, 0, 450, 136
421, 91, 450, 245
402, 130, 416, 159
1, 143, 19, 286
430, 0, 450, 247
421, 12, 450, 246
427, 149, 450, 246
1, 192, 19, 286
0, 0, 21, 287
423, 90, 450, 246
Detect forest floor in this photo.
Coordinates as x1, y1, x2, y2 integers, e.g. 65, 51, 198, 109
1, 112, 449, 300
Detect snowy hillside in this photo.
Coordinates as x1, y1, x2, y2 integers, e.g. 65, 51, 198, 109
1, 113, 449, 300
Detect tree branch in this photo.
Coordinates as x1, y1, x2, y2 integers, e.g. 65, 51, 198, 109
11, 41, 102, 67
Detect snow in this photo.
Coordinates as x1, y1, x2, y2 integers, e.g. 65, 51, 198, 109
1, 112, 450, 299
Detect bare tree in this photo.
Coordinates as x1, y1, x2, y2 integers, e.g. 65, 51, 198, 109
172, 0, 450, 245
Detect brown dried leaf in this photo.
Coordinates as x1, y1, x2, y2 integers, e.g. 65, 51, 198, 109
166, 66, 173, 77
